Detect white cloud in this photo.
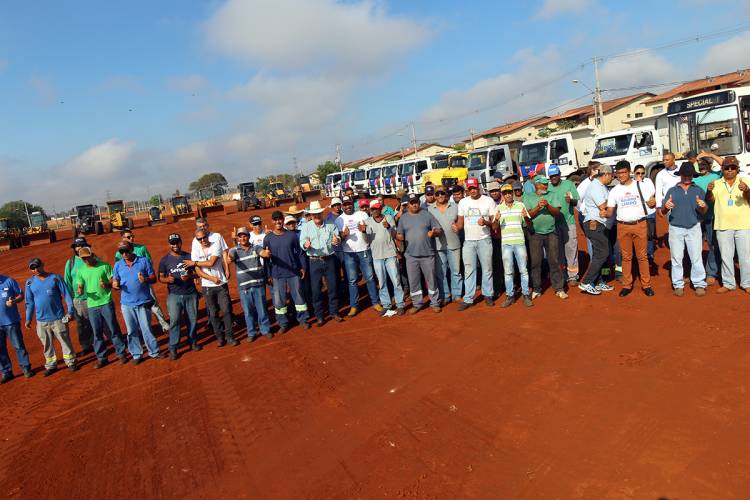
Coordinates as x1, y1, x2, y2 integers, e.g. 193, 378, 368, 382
204, 0, 429, 76
536, 0, 596, 19
167, 74, 208, 93
60, 139, 137, 179
29, 76, 57, 104
599, 50, 678, 92
97, 75, 143, 93
698, 31, 750, 76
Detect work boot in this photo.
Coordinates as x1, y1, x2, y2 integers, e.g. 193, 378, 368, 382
484, 297, 495, 307
500, 297, 514, 308
372, 304, 384, 313
118, 354, 128, 364
457, 302, 471, 312
67, 364, 79, 372
22, 367, 34, 378
95, 358, 108, 369
191, 342, 202, 351
673, 288, 684, 297
347, 307, 358, 318
43, 367, 57, 377
1, 373, 14, 384
133, 357, 144, 366
169, 350, 178, 361
695, 287, 707, 297
227, 338, 240, 346
522, 295, 533, 307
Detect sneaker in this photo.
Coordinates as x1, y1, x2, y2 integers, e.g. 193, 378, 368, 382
484, 297, 495, 307
67, 364, 79, 372
217, 339, 227, 347
382, 309, 398, 318
457, 302, 472, 312
500, 297, 514, 308
22, 367, 34, 378
133, 357, 144, 366
673, 288, 684, 297
578, 283, 601, 295
43, 367, 57, 377
248, 333, 260, 342
118, 354, 128, 365
278, 324, 289, 334
169, 350, 178, 361
191, 343, 203, 351
555, 290, 569, 300
530, 290, 541, 300
408, 305, 422, 315
431, 306, 441, 313
706, 277, 717, 286
716, 287, 733, 294
372, 304, 384, 313
695, 287, 706, 297
228, 338, 240, 346
95, 359, 108, 369
332, 315, 344, 322
522, 295, 533, 307
396, 308, 406, 316
596, 282, 614, 292
300, 322, 311, 331
315, 319, 325, 328
267, 332, 275, 339
1, 373, 14, 384
347, 307, 358, 318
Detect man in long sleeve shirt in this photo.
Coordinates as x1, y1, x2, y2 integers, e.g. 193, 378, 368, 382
24, 257, 78, 375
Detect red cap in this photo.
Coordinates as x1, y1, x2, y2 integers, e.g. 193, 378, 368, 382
370, 201, 382, 209
359, 199, 370, 207
465, 178, 479, 189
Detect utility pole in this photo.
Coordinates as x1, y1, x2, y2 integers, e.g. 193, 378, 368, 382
293, 156, 299, 176
22, 201, 31, 227
469, 128, 475, 150
335, 144, 342, 172
593, 57, 605, 133
410, 122, 418, 158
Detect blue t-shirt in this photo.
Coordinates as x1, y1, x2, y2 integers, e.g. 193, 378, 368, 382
158, 252, 197, 296
112, 256, 155, 306
663, 184, 705, 228
0, 275, 22, 326
583, 180, 609, 223
263, 230, 303, 279
24, 273, 73, 323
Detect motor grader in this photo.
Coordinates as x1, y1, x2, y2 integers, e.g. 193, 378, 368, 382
106, 200, 134, 232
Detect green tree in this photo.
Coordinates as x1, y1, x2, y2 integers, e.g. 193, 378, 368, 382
148, 194, 163, 207
0, 200, 44, 229
189, 172, 228, 192
315, 161, 340, 184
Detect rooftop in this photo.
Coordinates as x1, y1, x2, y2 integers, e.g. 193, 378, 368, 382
645, 68, 750, 104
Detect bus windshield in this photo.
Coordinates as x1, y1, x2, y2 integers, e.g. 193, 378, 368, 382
352, 170, 366, 181
593, 134, 632, 158
669, 105, 743, 156
468, 152, 487, 170
519, 143, 547, 165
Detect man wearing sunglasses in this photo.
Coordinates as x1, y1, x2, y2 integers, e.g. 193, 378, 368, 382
24, 258, 77, 376
63, 237, 94, 355
707, 156, 750, 294
632, 165, 658, 267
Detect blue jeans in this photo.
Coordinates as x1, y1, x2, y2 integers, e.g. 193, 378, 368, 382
716, 228, 750, 289
89, 302, 127, 361
239, 286, 271, 336
271, 276, 309, 328
0, 322, 31, 374
647, 213, 656, 260
167, 293, 198, 350
343, 250, 380, 309
668, 224, 706, 289
372, 256, 405, 309
436, 248, 462, 302
702, 220, 721, 280
121, 303, 160, 359
462, 238, 493, 303
502, 244, 530, 297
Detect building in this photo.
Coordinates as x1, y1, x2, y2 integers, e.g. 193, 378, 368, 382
343, 143, 455, 170
466, 117, 550, 149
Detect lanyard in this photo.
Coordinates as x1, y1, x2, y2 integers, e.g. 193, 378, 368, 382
721, 178, 737, 198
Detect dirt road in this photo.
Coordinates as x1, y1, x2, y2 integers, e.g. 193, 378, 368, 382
1, 200, 748, 498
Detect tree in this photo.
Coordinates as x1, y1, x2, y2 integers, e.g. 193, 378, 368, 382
189, 172, 228, 192
315, 161, 340, 184
148, 195, 163, 207
0, 200, 44, 229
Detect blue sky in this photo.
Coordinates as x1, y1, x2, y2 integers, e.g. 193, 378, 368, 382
2, 0, 750, 210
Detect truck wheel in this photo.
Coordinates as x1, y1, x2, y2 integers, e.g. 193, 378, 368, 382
49, 231, 57, 243
96, 222, 103, 235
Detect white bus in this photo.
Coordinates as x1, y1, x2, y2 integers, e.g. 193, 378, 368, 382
666, 87, 750, 176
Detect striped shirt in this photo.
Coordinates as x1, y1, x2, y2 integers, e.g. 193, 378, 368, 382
495, 201, 527, 245
228, 245, 265, 289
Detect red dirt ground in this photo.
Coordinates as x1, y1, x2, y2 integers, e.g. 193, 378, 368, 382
1, 198, 749, 499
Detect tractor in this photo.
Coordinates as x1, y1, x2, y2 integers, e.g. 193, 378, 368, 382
22, 211, 56, 246
106, 200, 134, 232
147, 206, 168, 226
238, 182, 262, 211
74, 204, 105, 236
170, 195, 195, 221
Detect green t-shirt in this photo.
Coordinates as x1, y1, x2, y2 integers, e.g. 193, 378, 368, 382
63, 255, 87, 300
547, 179, 579, 226
75, 259, 113, 308
693, 172, 720, 221
523, 192, 557, 235
115, 243, 152, 263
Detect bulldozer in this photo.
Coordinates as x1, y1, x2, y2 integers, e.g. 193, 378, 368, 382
0, 218, 23, 252
22, 211, 57, 246
147, 206, 168, 226
170, 195, 195, 221
195, 186, 225, 218
106, 200, 134, 232
293, 175, 321, 203
420, 152, 469, 191
73, 204, 105, 236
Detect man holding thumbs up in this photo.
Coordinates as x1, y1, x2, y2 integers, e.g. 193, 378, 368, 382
661, 162, 708, 296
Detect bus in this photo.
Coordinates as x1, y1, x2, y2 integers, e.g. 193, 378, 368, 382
665, 87, 750, 177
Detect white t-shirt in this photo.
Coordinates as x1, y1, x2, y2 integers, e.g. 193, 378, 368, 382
607, 181, 655, 222
576, 177, 593, 216
191, 240, 227, 288
191, 231, 228, 257
335, 211, 369, 252
655, 167, 680, 208
457, 195, 496, 241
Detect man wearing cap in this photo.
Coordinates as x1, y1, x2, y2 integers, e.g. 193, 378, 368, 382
429, 186, 462, 305
228, 227, 272, 340
396, 193, 443, 313
63, 237, 94, 354
421, 185, 436, 208
158, 234, 202, 359
661, 162, 708, 296
486, 181, 505, 299
706, 155, 750, 294
547, 165, 581, 286
691, 158, 722, 285
523, 170, 537, 194
115, 229, 169, 333
75, 247, 128, 368
606, 161, 656, 297
455, 177, 496, 309
192, 228, 239, 345
0, 272, 33, 383
300, 201, 344, 325
248, 215, 266, 253
284, 210, 313, 312
366, 199, 405, 315
494, 184, 533, 307
113, 241, 165, 363
261, 211, 309, 332
24, 258, 77, 376
579, 166, 614, 295
334, 196, 381, 317
523, 176, 567, 299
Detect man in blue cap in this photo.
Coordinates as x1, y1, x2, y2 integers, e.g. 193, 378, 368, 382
547, 164, 580, 286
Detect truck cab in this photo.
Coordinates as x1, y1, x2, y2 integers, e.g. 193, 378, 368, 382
467, 144, 516, 188
419, 153, 467, 191
380, 161, 400, 196
325, 172, 342, 198
400, 158, 433, 194
366, 165, 383, 196
351, 168, 368, 194
518, 133, 586, 183
592, 126, 664, 173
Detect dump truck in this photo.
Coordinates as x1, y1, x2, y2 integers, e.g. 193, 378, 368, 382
73, 204, 105, 236
22, 211, 56, 246
170, 195, 195, 221
420, 152, 468, 190
106, 200, 134, 232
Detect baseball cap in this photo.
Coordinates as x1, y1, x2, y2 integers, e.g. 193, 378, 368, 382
28, 257, 42, 269
678, 162, 695, 177
425, 185, 435, 195
359, 199, 370, 207
407, 193, 420, 202
167, 233, 181, 243
500, 183, 513, 192
249, 215, 262, 225
342, 196, 353, 204
370, 200, 383, 209
400, 195, 410, 205
548, 164, 561, 176
723, 156, 740, 168
487, 181, 501, 191
465, 178, 479, 189
71, 237, 88, 249
78, 247, 93, 258
236, 226, 250, 236
283, 215, 297, 225
527, 169, 538, 178
330, 197, 342, 206
117, 242, 133, 253
511, 181, 523, 191
534, 175, 550, 185
271, 210, 284, 220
